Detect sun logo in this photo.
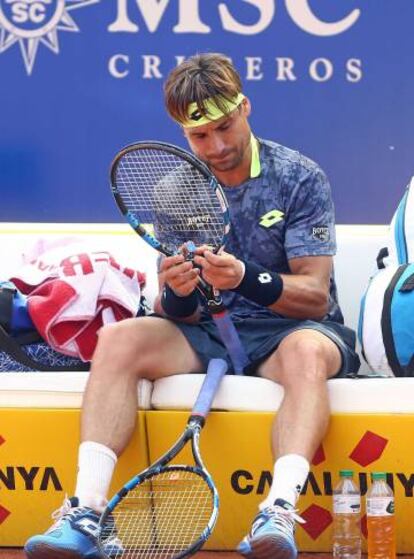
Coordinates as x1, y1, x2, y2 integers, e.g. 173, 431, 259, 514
0, 0, 99, 75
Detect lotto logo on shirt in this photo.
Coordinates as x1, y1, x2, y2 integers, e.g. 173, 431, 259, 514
259, 209, 284, 228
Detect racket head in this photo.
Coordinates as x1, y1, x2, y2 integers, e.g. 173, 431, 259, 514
98, 464, 218, 559
110, 141, 231, 256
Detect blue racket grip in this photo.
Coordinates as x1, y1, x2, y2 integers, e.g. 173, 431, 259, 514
192, 358, 228, 418
212, 313, 249, 375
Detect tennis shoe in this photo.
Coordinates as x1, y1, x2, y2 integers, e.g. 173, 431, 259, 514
237, 499, 304, 559
24, 496, 123, 559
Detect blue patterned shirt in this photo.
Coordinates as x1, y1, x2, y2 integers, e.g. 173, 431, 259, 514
220, 138, 343, 324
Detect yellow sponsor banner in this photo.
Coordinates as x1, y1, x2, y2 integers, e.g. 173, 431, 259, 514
0, 409, 149, 546
146, 410, 414, 553
3, 408, 414, 551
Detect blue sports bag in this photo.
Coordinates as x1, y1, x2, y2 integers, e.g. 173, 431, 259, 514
378, 176, 414, 268
359, 263, 414, 377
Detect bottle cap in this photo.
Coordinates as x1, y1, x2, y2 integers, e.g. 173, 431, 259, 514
372, 472, 387, 480
339, 469, 354, 477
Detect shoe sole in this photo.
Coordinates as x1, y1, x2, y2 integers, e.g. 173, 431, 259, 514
25, 543, 98, 559
250, 534, 297, 559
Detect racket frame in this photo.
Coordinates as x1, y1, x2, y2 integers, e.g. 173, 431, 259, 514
110, 140, 230, 261
97, 358, 227, 559
98, 425, 218, 559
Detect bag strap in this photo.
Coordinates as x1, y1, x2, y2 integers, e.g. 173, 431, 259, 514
376, 247, 389, 270
0, 286, 14, 332
406, 354, 414, 376
0, 324, 89, 372
0, 284, 41, 341
394, 189, 409, 265
381, 265, 408, 377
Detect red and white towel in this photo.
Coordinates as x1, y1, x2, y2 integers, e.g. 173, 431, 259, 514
10, 243, 146, 361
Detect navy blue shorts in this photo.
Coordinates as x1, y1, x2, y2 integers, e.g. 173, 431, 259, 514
170, 315, 360, 377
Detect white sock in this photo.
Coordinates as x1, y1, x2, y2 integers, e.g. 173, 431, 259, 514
74, 441, 117, 513
260, 454, 309, 510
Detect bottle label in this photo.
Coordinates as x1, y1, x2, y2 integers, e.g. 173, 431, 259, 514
367, 497, 395, 516
333, 495, 361, 514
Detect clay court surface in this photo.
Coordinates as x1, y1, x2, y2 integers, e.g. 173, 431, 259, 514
1, 552, 242, 558
0, 552, 242, 558
4, 551, 414, 558
7, 552, 411, 559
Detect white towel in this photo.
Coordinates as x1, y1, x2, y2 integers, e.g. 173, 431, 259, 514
11, 243, 146, 361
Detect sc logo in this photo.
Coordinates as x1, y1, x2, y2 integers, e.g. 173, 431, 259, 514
0, 0, 97, 74
0, 0, 65, 37
9, 1, 49, 24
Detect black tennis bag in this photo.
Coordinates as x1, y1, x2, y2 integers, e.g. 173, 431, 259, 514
0, 284, 89, 372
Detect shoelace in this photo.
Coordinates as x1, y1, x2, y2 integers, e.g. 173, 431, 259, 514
49, 495, 122, 550
50, 496, 93, 529
260, 505, 305, 538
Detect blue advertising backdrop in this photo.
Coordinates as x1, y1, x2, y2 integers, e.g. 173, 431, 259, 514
1, 1, 412, 224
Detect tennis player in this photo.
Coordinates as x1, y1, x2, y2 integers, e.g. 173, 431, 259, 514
25, 52, 360, 559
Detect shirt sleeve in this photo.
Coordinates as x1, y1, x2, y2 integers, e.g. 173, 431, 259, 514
284, 164, 337, 260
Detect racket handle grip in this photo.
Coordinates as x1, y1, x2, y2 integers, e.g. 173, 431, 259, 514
212, 312, 249, 375
191, 358, 228, 420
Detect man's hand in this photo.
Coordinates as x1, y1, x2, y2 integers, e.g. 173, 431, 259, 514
159, 254, 200, 296
193, 249, 244, 290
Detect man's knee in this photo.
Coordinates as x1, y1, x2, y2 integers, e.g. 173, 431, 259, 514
265, 330, 341, 384
94, 318, 149, 366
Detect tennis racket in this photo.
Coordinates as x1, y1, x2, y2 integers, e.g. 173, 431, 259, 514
109, 140, 249, 375
97, 356, 228, 559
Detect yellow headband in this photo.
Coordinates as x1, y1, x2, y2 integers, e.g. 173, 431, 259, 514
181, 93, 245, 128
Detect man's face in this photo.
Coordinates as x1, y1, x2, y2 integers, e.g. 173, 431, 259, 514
183, 98, 252, 175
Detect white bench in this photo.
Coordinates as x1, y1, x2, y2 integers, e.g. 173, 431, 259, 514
0, 222, 390, 413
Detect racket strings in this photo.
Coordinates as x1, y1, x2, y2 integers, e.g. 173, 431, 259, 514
115, 149, 227, 252
103, 469, 214, 559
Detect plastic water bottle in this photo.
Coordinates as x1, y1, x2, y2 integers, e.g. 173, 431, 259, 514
366, 472, 396, 559
332, 469, 361, 559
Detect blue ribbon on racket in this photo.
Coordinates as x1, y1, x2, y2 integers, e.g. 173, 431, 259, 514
185, 241, 249, 375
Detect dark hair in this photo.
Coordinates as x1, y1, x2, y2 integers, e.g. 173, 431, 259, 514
164, 53, 242, 124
